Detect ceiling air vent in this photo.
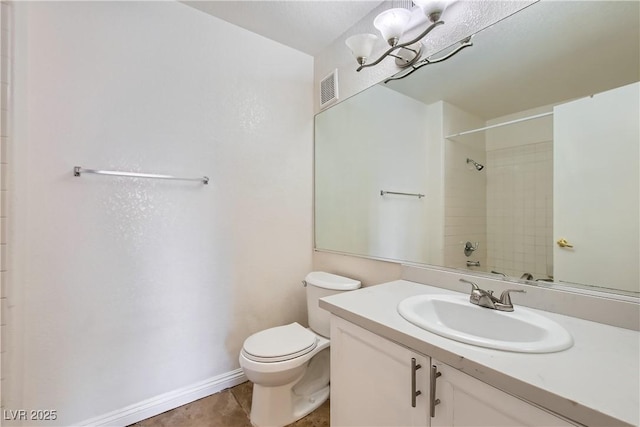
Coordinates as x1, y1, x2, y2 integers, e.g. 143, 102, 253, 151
319, 69, 339, 109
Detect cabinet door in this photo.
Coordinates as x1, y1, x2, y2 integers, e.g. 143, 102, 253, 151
330, 315, 430, 427
431, 361, 576, 426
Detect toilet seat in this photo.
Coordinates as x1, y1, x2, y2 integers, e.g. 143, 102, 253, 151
242, 322, 317, 363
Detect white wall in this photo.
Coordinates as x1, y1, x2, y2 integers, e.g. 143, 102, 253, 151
7, 2, 313, 425
553, 82, 639, 292
315, 85, 443, 265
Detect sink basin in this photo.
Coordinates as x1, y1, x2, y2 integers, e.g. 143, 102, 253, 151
397, 294, 573, 353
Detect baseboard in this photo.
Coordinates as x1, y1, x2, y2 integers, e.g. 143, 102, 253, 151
77, 369, 247, 427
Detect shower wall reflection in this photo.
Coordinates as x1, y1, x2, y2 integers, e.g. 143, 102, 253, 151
484, 108, 553, 279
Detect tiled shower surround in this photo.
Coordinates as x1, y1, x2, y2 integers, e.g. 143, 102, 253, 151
486, 141, 553, 280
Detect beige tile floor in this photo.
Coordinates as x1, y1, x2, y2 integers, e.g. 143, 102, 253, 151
129, 381, 330, 427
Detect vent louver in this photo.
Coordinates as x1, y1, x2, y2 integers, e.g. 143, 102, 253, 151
319, 69, 339, 109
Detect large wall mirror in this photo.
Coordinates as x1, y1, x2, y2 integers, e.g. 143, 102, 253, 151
315, 1, 639, 297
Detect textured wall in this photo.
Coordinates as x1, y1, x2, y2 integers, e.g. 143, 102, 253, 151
313, 1, 536, 113
7, 2, 313, 425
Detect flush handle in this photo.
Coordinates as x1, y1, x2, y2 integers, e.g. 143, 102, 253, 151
411, 358, 422, 408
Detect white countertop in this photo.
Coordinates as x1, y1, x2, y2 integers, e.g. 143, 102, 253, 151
320, 280, 640, 427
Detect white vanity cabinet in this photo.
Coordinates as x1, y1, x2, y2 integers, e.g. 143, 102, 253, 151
430, 361, 576, 427
330, 315, 430, 426
330, 314, 577, 427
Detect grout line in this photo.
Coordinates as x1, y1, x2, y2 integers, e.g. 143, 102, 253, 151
228, 381, 251, 420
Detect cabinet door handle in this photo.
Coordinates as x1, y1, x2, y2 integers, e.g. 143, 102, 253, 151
430, 365, 442, 417
411, 357, 422, 408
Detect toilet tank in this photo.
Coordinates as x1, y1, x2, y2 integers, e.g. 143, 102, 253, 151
305, 271, 361, 338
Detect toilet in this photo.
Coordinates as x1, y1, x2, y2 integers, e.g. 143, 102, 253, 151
239, 271, 361, 427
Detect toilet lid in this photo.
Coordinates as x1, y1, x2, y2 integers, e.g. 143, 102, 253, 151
242, 322, 317, 363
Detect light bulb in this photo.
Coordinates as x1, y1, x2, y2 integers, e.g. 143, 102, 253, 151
373, 8, 411, 46
345, 34, 379, 65
412, 0, 452, 22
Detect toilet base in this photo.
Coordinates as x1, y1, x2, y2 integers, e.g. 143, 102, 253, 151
250, 383, 329, 427
249, 348, 330, 427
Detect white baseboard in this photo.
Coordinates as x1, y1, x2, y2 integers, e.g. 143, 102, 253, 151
77, 369, 247, 427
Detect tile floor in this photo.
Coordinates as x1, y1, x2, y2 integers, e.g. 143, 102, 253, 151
129, 381, 330, 427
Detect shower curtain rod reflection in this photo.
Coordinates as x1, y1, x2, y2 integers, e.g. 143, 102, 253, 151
73, 166, 209, 185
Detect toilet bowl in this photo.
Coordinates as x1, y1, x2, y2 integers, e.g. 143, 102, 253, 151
238, 272, 361, 427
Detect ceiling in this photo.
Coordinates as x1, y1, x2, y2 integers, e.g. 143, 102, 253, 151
182, 1, 384, 56
181, 1, 639, 120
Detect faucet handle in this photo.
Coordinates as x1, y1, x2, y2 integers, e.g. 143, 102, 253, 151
459, 278, 480, 291
499, 289, 526, 305
460, 279, 487, 307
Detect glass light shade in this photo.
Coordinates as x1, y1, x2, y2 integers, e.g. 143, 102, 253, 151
373, 8, 411, 46
412, 0, 452, 22
345, 34, 378, 64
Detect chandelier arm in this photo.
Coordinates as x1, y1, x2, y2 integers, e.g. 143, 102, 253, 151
357, 45, 408, 72
394, 20, 444, 51
388, 52, 413, 65
383, 40, 473, 84
357, 20, 444, 72
424, 38, 473, 65
383, 65, 421, 83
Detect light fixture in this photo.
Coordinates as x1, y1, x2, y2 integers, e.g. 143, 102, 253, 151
373, 8, 412, 47
413, 0, 450, 22
384, 36, 472, 83
345, 34, 379, 66
346, 0, 468, 75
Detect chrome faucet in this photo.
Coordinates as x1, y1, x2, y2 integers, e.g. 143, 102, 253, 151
459, 279, 526, 312
460, 278, 498, 309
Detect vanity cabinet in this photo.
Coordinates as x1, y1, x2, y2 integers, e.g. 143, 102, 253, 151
431, 361, 576, 426
330, 315, 576, 427
330, 315, 430, 426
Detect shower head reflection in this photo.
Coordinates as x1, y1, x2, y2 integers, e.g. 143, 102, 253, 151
466, 158, 484, 171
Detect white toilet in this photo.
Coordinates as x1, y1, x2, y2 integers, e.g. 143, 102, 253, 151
239, 271, 361, 427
